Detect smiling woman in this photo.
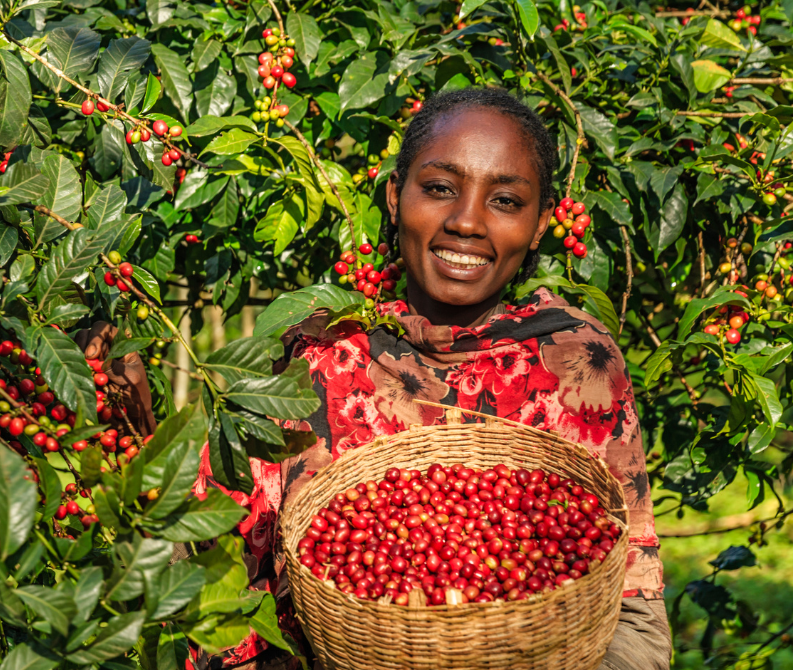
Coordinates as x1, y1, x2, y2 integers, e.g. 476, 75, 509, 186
78, 89, 671, 669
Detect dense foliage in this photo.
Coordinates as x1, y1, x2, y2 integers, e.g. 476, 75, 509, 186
0, 0, 792, 667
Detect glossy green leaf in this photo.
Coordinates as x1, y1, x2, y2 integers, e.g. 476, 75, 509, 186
158, 488, 246, 542
691, 59, 733, 93
142, 72, 162, 113
205, 335, 281, 383
0, 162, 49, 207
105, 536, 173, 602
514, 0, 539, 37
223, 375, 320, 420
151, 562, 206, 618
201, 128, 259, 156
286, 12, 321, 66
0, 447, 37, 561
98, 37, 151, 102
151, 43, 193, 122
143, 403, 208, 490
0, 50, 32, 149
17, 586, 77, 636
0, 644, 59, 670
67, 612, 146, 664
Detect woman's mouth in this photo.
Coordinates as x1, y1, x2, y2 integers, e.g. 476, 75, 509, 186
432, 248, 491, 270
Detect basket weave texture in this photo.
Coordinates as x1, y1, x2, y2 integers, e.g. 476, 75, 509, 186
281, 410, 629, 670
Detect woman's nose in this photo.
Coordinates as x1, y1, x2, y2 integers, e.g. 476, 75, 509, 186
443, 190, 488, 238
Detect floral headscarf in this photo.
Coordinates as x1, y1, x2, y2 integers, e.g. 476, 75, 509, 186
194, 288, 663, 664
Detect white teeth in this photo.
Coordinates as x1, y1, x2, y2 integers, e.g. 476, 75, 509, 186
432, 248, 490, 269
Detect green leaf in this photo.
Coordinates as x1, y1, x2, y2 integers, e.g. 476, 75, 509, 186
33, 325, 97, 425
539, 34, 571, 94
254, 284, 365, 337
514, 0, 539, 37
35, 228, 113, 313
0, 447, 37, 561
0, 644, 59, 670
157, 624, 189, 670
80, 445, 104, 488
0, 162, 49, 206
151, 44, 193, 123
106, 335, 154, 360
253, 194, 303, 254
249, 593, 293, 652
33, 457, 61, 521
201, 128, 259, 157
47, 27, 101, 80
142, 403, 208, 491
87, 183, 127, 229
132, 264, 162, 303
700, 18, 746, 51
749, 374, 783, 427
184, 115, 257, 137
195, 64, 235, 118
142, 72, 162, 113
34, 154, 82, 242
207, 411, 254, 495
205, 335, 281, 383
709, 545, 756, 571
647, 183, 688, 259
0, 224, 18, 266
286, 12, 321, 66
571, 284, 620, 339
67, 612, 146, 664
158, 488, 246, 542
691, 59, 733, 93
223, 375, 320, 420
339, 51, 390, 113
17, 585, 77, 636
193, 39, 222, 72
143, 410, 205, 519
147, 0, 175, 29
458, 0, 487, 20
643, 342, 675, 389
209, 179, 239, 228
105, 536, 173, 602
584, 190, 633, 229
0, 51, 32, 149
151, 562, 206, 619
98, 37, 151, 103
73, 566, 104, 622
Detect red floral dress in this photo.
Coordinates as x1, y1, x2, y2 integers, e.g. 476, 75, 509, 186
195, 288, 664, 664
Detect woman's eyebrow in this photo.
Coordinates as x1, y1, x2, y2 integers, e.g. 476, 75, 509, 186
490, 174, 531, 186
420, 160, 464, 176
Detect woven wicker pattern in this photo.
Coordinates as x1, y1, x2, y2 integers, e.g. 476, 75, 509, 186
281, 410, 629, 670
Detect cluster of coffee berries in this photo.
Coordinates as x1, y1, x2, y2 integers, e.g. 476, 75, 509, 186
551, 198, 590, 259
399, 99, 424, 119
103, 258, 135, 292
703, 304, 749, 344
761, 181, 786, 207
54, 483, 98, 529
296, 463, 621, 605
731, 5, 762, 35
334, 243, 401, 302
0, 150, 12, 174
251, 95, 290, 126
259, 27, 297, 89
352, 149, 390, 183
553, 7, 587, 32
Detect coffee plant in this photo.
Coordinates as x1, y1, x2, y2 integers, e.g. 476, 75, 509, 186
0, 0, 792, 667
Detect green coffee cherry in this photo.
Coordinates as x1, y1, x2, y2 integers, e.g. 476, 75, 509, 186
254, 100, 263, 110
0, 401, 9, 412
252, 112, 262, 122
367, 154, 379, 165
108, 250, 122, 264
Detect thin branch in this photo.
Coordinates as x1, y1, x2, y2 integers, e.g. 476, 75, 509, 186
2, 30, 209, 170
697, 231, 708, 297
162, 298, 272, 307
282, 119, 357, 250
767, 241, 784, 277
22, 205, 77, 230
659, 509, 792, 539
158, 357, 204, 380
654, 10, 729, 17
534, 70, 587, 198
641, 313, 699, 407
618, 225, 633, 335
729, 77, 793, 85
265, 0, 284, 35
676, 111, 748, 118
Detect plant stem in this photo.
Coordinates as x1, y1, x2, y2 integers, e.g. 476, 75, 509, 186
1, 30, 209, 170
265, 0, 284, 34
618, 225, 633, 335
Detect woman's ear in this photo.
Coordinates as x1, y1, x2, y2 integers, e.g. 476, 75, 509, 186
530, 201, 555, 250
386, 172, 399, 225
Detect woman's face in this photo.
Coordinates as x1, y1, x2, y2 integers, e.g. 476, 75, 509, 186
386, 108, 553, 309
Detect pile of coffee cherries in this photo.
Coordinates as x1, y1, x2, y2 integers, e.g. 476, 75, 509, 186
551, 197, 591, 259
296, 462, 621, 606
334, 243, 402, 302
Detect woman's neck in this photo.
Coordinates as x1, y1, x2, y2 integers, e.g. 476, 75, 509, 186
406, 276, 503, 328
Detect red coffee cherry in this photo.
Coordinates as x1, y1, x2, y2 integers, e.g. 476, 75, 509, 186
152, 120, 169, 136
359, 243, 373, 255
560, 197, 574, 210
94, 373, 109, 387
66, 500, 80, 515
563, 236, 577, 249
334, 261, 349, 275
571, 202, 586, 215
104, 271, 117, 287
573, 242, 588, 258
81, 100, 95, 115
368, 167, 379, 179
118, 262, 134, 277
96, 101, 110, 112
725, 328, 741, 344
168, 149, 180, 161
55, 504, 68, 520
169, 126, 182, 137
282, 72, 297, 88
162, 153, 172, 166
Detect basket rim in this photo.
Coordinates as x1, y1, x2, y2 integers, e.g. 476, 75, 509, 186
281, 416, 629, 614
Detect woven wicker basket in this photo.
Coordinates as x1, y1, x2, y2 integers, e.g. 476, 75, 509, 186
281, 408, 629, 670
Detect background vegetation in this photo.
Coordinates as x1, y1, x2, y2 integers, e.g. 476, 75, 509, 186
0, 0, 792, 667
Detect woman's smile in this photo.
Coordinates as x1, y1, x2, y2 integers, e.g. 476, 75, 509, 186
431, 246, 493, 278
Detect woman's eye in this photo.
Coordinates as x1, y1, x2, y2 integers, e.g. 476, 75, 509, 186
424, 183, 454, 195
493, 195, 521, 208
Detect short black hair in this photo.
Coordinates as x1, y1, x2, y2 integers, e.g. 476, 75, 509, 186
389, 87, 557, 282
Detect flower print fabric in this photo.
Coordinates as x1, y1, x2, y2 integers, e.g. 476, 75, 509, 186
196, 287, 664, 661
